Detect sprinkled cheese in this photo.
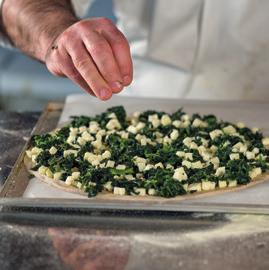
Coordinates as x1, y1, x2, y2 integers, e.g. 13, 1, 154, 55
173, 167, 187, 181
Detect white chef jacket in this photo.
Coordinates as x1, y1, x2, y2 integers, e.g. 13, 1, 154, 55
1, 0, 269, 101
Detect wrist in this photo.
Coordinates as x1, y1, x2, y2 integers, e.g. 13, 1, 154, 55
38, 12, 78, 61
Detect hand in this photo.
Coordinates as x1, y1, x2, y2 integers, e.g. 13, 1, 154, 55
45, 18, 133, 100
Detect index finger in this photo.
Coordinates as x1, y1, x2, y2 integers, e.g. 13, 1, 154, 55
101, 27, 133, 86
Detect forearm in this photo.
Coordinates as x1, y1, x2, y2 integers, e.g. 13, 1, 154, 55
1, 0, 78, 61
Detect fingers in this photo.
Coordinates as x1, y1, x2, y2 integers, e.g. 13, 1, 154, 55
81, 30, 124, 93
100, 25, 133, 86
67, 42, 113, 100
45, 18, 133, 101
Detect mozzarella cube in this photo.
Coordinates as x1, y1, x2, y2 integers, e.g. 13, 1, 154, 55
246, 151, 255, 160
134, 188, 146, 196
71, 171, 80, 180
249, 167, 262, 179
182, 160, 192, 169
106, 160, 115, 168
65, 176, 74, 186
223, 125, 237, 135
185, 153, 193, 161
102, 150, 111, 159
154, 162, 164, 169
161, 114, 172, 126
228, 180, 237, 187
53, 172, 62, 181
127, 125, 137, 134
188, 183, 202, 192
148, 189, 156, 196
103, 181, 113, 191
176, 151, 185, 158
230, 153, 240, 160
136, 122, 145, 130
215, 166, 225, 177
202, 181, 216, 191
218, 180, 227, 189
170, 129, 179, 140
116, 164, 126, 170
173, 167, 188, 181
191, 161, 203, 169
209, 129, 223, 140
113, 187, 126, 196
106, 119, 121, 130
172, 120, 181, 128
77, 137, 86, 146
63, 150, 78, 158
38, 166, 47, 175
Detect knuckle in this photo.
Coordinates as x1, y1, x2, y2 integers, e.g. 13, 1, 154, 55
89, 41, 108, 55
74, 58, 90, 70
97, 17, 113, 25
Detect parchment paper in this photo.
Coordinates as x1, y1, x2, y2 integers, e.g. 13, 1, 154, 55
23, 94, 269, 205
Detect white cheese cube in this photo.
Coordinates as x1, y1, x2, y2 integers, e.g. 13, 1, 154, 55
262, 137, 269, 148
106, 160, 115, 168
116, 164, 126, 170
148, 114, 158, 122
71, 171, 80, 180
53, 172, 62, 181
183, 184, 188, 191
183, 137, 192, 147
210, 157, 220, 169
77, 137, 86, 146
188, 183, 202, 192
49, 146, 58, 155
170, 129, 179, 140
91, 139, 103, 150
185, 153, 193, 161
209, 129, 223, 140
102, 150, 111, 159
237, 122, 245, 129
181, 120, 191, 128
76, 182, 82, 189
134, 188, 146, 196
63, 150, 78, 158
176, 151, 185, 158
181, 114, 190, 121
192, 118, 208, 128
106, 119, 121, 130
137, 162, 146, 172
38, 166, 47, 175
223, 125, 237, 135
108, 112, 117, 119
218, 180, 227, 189
173, 167, 188, 181
163, 136, 172, 145
182, 160, 192, 169
228, 180, 237, 187
79, 126, 87, 133
127, 125, 137, 134
252, 148, 260, 155
154, 162, 164, 169
148, 189, 156, 196
103, 181, 113, 191
161, 114, 172, 126
249, 167, 262, 179
31, 147, 43, 155
210, 145, 218, 153
152, 118, 160, 128
191, 161, 203, 169
202, 181, 216, 191
125, 174, 135, 181
166, 164, 174, 170
89, 122, 99, 134
252, 127, 259, 133
136, 122, 145, 130
230, 153, 240, 160
215, 166, 225, 177
65, 176, 74, 186
140, 138, 147, 146
91, 159, 100, 166
172, 120, 181, 128
113, 187, 126, 196
246, 151, 255, 160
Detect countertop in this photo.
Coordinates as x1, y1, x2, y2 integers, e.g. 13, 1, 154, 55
1, 111, 269, 270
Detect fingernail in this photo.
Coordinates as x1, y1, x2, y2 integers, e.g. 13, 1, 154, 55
123, 75, 131, 85
110, 81, 122, 91
100, 88, 111, 100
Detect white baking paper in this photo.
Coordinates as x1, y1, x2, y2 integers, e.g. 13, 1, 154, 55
24, 94, 269, 205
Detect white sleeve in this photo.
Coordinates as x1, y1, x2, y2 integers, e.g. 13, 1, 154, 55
71, 0, 94, 18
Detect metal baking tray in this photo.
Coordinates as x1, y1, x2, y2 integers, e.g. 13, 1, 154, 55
1, 96, 269, 215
